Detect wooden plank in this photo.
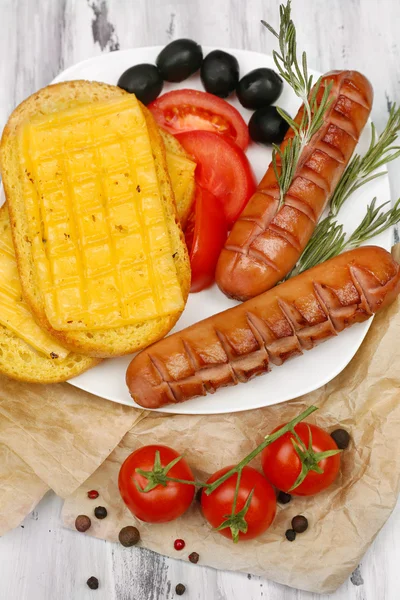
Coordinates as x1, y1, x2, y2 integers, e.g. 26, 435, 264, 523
0, 0, 399, 598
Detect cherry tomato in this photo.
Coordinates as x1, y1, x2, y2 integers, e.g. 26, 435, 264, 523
201, 466, 276, 541
149, 89, 249, 150
185, 186, 227, 292
261, 423, 341, 496
176, 131, 256, 226
118, 444, 195, 523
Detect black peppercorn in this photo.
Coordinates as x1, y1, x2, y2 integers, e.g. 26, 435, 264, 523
94, 506, 107, 520
119, 526, 140, 547
86, 576, 99, 590
285, 529, 296, 542
331, 428, 351, 450
75, 515, 91, 532
277, 491, 292, 504
175, 583, 186, 596
291, 515, 308, 533
188, 551, 199, 564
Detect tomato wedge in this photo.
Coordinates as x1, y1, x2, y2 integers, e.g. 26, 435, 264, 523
149, 89, 249, 150
176, 131, 256, 227
185, 186, 227, 292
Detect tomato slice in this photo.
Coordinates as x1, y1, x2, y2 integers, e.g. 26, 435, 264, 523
149, 89, 249, 150
176, 131, 256, 226
185, 186, 227, 293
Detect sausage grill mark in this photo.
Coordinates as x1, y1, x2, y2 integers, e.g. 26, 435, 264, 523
145, 267, 378, 401
215, 71, 373, 301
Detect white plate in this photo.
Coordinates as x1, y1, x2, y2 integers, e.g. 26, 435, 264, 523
11, 47, 391, 414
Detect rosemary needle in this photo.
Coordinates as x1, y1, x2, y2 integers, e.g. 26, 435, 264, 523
291, 198, 400, 277
261, 1, 333, 206
330, 104, 400, 216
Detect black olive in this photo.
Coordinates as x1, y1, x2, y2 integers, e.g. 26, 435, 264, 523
330, 428, 351, 449
248, 106, 290, 145
291, 515, 308, 533
117, 64, 163, 105
200, 50, 239, 98
236, 68, 283, 109
156, 39, 203, 82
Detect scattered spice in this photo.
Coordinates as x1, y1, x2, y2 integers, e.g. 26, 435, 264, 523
50, 352, 59, 359
172, 252, 178, 259
119, 526, 140, 547
331, 428, 351, 449
291, 515, 308, 533
75, 515, 91, 532
277, 491, 291, 504
188, 552, 199, 564
94, 506, 107, 520
175, 583, 186, 596
285, 529, 296, 542
86, 576, 99, 590
136, 184, 141, 193
87, 490, 99, 500
174, 538, 185, 551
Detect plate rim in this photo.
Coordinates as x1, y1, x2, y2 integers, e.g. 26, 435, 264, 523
47, 47, 387, 413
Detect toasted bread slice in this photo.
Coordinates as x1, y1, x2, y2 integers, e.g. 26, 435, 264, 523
0, 81, 191, 358
160, 128, 196, 228
0, 204, 100, 382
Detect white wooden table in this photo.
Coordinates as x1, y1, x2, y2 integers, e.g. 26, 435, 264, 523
0, 0, 399, 598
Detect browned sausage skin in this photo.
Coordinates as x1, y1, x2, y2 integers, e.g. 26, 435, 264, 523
127, 247, 400, 409
215, 71, 373, 301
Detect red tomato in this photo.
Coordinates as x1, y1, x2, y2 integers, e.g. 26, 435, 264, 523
149, 89, 249, 150
176, 131, 256, 226
261, 423, 341, 496
201, 466, 276, 542
185, 186, 227, 292
118, 444, 195, 523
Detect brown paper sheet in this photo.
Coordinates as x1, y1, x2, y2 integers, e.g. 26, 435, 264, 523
61, 249, 400, 594
0, 376, 143, 498
0, 444, 49, 536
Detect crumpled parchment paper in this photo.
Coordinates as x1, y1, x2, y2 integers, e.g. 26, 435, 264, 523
61, 248, 400, 594
1, 247, 399, 593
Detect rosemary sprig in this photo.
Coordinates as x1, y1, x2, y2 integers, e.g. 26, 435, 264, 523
262, 1, 334, 206
290, 198, 400, 276
330, 103, 400, 216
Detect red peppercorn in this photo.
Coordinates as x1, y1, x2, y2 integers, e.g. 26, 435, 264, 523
87, 490, 99, 500
174, 539, 185, 551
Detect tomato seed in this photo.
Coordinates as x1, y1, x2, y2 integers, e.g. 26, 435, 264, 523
174, 539, 185, 551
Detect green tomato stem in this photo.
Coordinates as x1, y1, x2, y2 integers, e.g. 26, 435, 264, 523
205, 405, 318, 495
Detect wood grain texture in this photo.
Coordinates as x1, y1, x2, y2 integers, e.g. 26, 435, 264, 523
0, 0, 399, 598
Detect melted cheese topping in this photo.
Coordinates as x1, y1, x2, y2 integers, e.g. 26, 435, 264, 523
18, 95, 184, 331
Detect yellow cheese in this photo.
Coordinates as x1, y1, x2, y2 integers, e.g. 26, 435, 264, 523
165, 152, 196, 210
18, 95, 184, 331
0, 219, 69, 358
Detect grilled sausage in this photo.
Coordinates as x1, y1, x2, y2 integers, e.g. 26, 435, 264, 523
215, 70, 373, 301
127, 247, 400, 408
